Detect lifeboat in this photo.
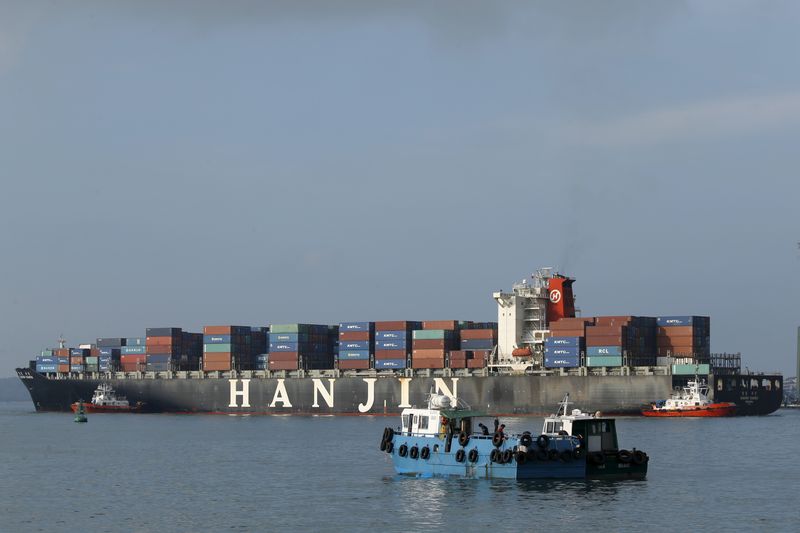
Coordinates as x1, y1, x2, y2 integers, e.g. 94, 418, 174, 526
511, 347, 532, 357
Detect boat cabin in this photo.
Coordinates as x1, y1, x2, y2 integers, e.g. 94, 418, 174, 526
399, 394, 489, 438
542, 394, 619, 453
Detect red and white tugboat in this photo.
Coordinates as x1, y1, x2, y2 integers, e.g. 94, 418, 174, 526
642, 376, 736, 417
70, 384, 144, 413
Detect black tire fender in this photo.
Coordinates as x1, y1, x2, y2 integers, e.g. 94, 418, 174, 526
458, 432, 470, 447
421, 446, 430, 460
536, 434, 549, 449
398, 444, 408, 457
410, 446, 419, 459
468, 449, 479, 463
455, 449, 465, 463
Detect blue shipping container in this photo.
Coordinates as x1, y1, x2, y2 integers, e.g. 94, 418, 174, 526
36, 356, 57, 364
70, 365, 85, 372
146, 362, 170, 371
338, 350, 371, 360
70, 349, 87, 356
126, 337, 145, 346
270, 342, 298, 352
375, 359, 406, 369
121, 346, 147, 355
57, 357, 69, 364
375, 340, 408, 350
98, 348, 120, 357
146, 354, 173, 363
339, 322, 374, 332
460, 339, 496, 350
545, 336, 583, 348
36, 364, 57, 372
375, 330, 409, 340
586, 346, 623, 357
340, 341, 371, 350
544, 346, 581, 357
544, 356, 580, 368
657, 316, 707, 327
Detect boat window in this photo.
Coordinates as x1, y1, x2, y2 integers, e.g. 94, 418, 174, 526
419, 415, 429, 430
402, 414, 410, 430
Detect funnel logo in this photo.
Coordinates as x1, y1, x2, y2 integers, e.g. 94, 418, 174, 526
549, 289, 562, 304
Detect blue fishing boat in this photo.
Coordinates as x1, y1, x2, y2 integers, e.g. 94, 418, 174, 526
380, 393, 648, 480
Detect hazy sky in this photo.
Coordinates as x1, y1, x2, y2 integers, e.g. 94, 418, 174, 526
1, 1, 798, 377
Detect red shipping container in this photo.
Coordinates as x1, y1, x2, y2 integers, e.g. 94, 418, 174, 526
146, 336, 181, 346
339, 331, 371, 341
423, 320, 460, 330
148, 345, 179, 355
70, 356, 83, 364
204, 326, 239, 335
586, 326, 628, 336
90, 348, 100, 356
375, 349, 407, 360
269, 360, 299, 371
471, 350, 491, 359
203, 361, 232, 371
375, 321, 418, 331
548, 329, 586, 338
57, 364, 70, 373
594, 316, 634, 326
121, 354, 146, 363
411, 357, 446, 369
551, 317, 595, 326
459, 329, 497, 340
449, 360, 467, 369
338, 360, 371, 370
55, 348, 70, 357
267, 352, 300, 362
467, 358, 487, 368
412, 348, 447, 358
449, 350, 474, 359
412, 339, 452, 349
586, 335, 626, 346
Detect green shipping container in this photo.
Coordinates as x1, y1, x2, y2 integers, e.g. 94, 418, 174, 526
85, 356, 99, 365
85, 365, 99, 372
671, 364, 710, 375
412, 329, 450, 340
204, 343, 232, 353
586, 356, 623, 367
270, 324, 306, 334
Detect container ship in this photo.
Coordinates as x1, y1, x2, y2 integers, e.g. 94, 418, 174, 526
16, 269, 782, 416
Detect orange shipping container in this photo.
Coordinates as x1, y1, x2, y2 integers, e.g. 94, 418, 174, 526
587, 326, 628, 336
204, 361, 232, 371
203, 353, 232, 363
57, 364, 70, 373
423, 320, 460, 330
146, 336, 180, 346
147, 345, 177, 355
467, 358, 487, 368
204, 325, 242, 335
459, 329, 497, 340
586, 335, 625, 346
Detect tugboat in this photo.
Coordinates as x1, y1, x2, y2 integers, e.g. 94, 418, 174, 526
70, 383, 144, 413
642, 375, 737, 417
379, 393, 648, 480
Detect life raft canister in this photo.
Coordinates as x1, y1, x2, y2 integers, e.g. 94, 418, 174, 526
512, 347, 532, 357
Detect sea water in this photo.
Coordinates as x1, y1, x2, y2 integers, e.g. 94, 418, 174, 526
0, 401, 798, 532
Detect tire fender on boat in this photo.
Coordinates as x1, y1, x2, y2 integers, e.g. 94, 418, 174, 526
410, 446, 419, 459
398, 444, 408, 457
492, 432, 504, 447
617, 449, 632, 464
458, 432, 470, 447
589, 451, 605, 465
536, 434, 549, 449
386, 442, 394, 454
490, 449, 501, 463
633, 450, 647, 465
455, 449, 466, 463
520, 433, 533, 447
502, 449, 514, 463
420, 446, 430, 460
468, 449, 479, 463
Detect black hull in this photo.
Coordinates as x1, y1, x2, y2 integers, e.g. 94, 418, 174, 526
17, 368, 782, 416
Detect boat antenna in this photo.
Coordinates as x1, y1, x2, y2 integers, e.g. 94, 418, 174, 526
58, 334, 66, 349
558, 393, 571, 416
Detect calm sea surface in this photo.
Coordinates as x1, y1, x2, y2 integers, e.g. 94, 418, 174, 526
0, 401, 798, 533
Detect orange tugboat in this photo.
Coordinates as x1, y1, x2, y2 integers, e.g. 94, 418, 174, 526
642, 376, 737, 417
70, 384, 144, 413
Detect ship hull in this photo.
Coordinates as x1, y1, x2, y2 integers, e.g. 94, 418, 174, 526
17, 369, 782, 416
69, 402, 143, 414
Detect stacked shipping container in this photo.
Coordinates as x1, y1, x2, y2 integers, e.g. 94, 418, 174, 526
121, 337, 146, 372
656, 316, 710, 357
373, 321, 421, 370
269, 324, 333, 371
338, 322, 374, 370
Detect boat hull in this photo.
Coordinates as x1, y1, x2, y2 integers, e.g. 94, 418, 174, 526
641, 402, 737, 417
16, 368, 782, 416
69, 402, 143, 414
